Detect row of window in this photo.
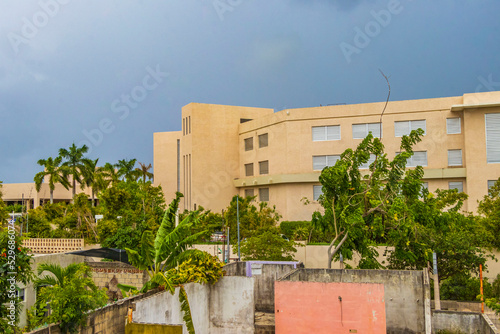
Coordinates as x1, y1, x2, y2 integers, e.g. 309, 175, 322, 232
182, 116, 191, 136
312, 181, 466, 201
244, 133, 268, 151
244, 188, 269, 201
311, 118, 463, 141
312, 149, 464, 171
245, 161, 269, 176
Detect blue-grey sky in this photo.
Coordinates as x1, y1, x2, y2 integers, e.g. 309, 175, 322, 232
1, 0, 499, 183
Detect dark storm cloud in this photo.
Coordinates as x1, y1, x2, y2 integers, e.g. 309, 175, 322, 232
0, 0, 500, 183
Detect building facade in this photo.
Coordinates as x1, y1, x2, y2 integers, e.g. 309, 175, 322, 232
154, 92, 500, 221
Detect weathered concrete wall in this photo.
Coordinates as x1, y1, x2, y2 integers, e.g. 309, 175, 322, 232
294, 244, 500, 280
85, 260, 149, 290
125, 322, 182, 334
224, 261, 302, 312
431, 310, 498, 334
280, 269, 427, 334
133, 276, 255, 334
275, 281, 386, 334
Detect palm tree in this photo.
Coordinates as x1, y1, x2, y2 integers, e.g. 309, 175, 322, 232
115, 158, 139, 182
34, 156, 70, 204
81, 158, 99, 207
58, 143, 89, 200
126, 192, 209, 334
33, 263, 107, 333
136, 162, 154, 183
101, 162, 120, 185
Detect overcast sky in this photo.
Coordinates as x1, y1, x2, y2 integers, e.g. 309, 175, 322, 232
1, 0, 499, 183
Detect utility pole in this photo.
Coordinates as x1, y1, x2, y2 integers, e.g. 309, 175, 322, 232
237, 196, 240, 261
433, 252, 441, 310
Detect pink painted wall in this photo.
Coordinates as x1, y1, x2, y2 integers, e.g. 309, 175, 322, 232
275, 281, 386, 334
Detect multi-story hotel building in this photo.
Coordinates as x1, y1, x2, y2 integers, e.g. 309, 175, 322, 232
153, 91, 500, 221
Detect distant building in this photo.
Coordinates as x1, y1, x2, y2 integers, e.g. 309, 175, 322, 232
154, 91, 500, 220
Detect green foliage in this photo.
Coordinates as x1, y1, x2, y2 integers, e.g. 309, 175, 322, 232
0, 182, 9, 224
478, 178, 500, 249
98, 181, 165, 249
58, 143, 90, 198
239, 228, 298, 261
5, 204, 23, 214
314, 130, 494, 276
168, 252, 225, 285
440, 274, 493, 301
34, 156, 70, 203
0, 227, 33, 333
126, 192, 216, 334
224, 195, 281, 243
28, 263, 107, 334
116, 283, 139, 298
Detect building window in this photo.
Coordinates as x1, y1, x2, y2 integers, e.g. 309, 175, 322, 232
245, 189, 254, 198
352, 123, 382, 139
405, 151, 428, 167
258, 133, 268, 148
245, 163, 254, 177
182, 118, 185, 136
259, 160, 269, 175
448, 149, 462, 166
259, 188, 269, 201
449, 181, 463, 192
485, 113, 500, 163
488, 180, 498, 193
188, 116, 191, 134
17, 288, 25, 302
313, 155, 340, 171
312, 125, 341, 141
359, 154, 376, 169
422, 182, 429, 190
244, 137, 253, 151
394, 120, 426, 137
447, 118, 461, 134
313, 185, 323, 201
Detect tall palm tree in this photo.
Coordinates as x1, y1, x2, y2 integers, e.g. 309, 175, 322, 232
58, 143, 89, 200
101, 162, 120, 185
34, 156, 70, 204
81, 158, 99, 207
115, 158, 139, 182
136, 162, 154, 183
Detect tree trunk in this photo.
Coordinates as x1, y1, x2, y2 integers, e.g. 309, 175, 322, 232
50, 190, 54, 204
327, 231, 349, 269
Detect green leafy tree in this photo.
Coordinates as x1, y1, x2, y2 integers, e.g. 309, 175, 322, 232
439, 273, 493, 301
0, 182, 8, 224
29, 263, 107, 334
126, 192, 221, 334
0, 227, 33, 333
33, 156, 70, 204
314, 130, 493, 276
239, 228, 298, 261
224, 195, 281, 243
100, 162, 120, 185
58, 143, 90, 200
478, 178, 500, 249
97, 181, 165, 249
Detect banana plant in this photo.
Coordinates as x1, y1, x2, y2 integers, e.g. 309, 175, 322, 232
126, 192, 209, 334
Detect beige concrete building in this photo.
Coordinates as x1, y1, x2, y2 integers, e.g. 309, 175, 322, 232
2, 180, 92, 209
159, 91, 498, 220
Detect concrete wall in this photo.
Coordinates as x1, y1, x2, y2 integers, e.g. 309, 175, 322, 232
280, 268, 428, 334
86, 260, 149, 290
431, 310, 497, 334
293, 244, 500, 280
275, 281, 386, 334
224, 261, 303, 312
133, 276, 255, 334
26, 289, 162, 334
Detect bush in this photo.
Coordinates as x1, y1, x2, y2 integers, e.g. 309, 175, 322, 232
280, 220, 335, 243
440, 274, 493, 301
